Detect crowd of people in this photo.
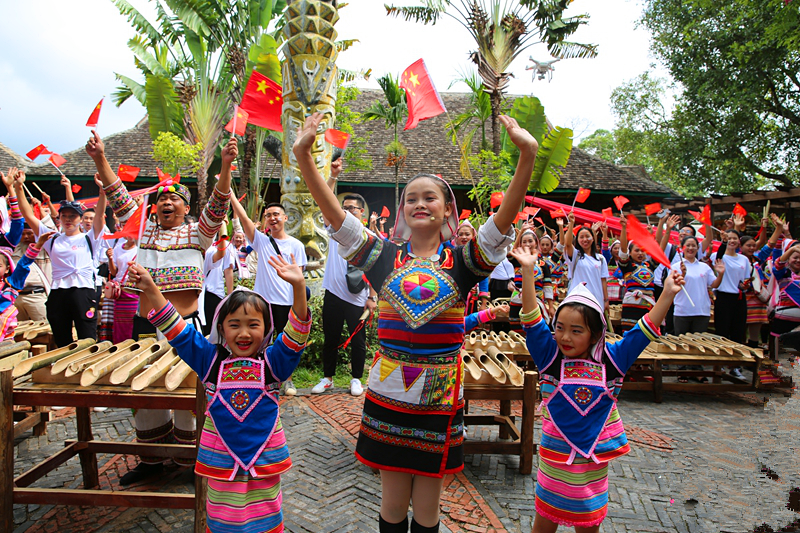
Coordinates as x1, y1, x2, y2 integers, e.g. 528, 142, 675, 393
2, 116, 796, 532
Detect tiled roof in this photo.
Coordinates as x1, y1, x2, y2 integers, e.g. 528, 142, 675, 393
0, 142, 24, 172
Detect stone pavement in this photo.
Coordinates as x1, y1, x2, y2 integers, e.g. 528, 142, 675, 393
11, 356, 800, 533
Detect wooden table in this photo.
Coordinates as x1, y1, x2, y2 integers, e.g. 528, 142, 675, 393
463, 370, 538, 474
1, 370, 207, 533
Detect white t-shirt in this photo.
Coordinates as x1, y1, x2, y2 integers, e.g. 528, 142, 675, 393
203, 246, 233, 299
717, 253, 750, 295
250, 231, 307, 306
38, 227, 103, 290
653, 243, 675, 288
567, 247, 608, 307
322, 238, 368, 307
112, 241, 138, 283
489, 259, 515, 281
671, 258, 715, 317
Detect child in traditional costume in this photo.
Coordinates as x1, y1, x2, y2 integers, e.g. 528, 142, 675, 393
617, 217, 658, 333
509, 229, 554, 330
127, 254, 310, 533
0, 234, 51, 340
514, 244, 682, 532
293, 112, 536, 532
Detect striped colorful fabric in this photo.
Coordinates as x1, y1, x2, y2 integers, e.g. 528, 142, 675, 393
98, 297, 114, 342
147, 302, 186, 340
745, 292, 768, 324
535, 456, 609, 527
206, 474, 283, 533
113, 291, 139, 344
618, 258, 656, 333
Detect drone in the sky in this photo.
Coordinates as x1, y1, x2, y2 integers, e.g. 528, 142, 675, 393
526, 57, 560, 82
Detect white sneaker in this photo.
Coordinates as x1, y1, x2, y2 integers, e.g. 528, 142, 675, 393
350, 378, 364, 396
730, 368, 745, 380
311, 377, 334, 394
94, 407, 108, 412
283, 379, 297, 396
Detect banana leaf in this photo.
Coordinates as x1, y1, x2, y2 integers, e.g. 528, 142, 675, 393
530, 126, 573, 194
145, 74, 185, 139
501, 95, 548, 169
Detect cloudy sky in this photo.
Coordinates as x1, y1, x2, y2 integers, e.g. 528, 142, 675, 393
0, 0, 663, 160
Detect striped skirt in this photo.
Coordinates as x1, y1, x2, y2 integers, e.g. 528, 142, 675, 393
113, 291, 139, 344
745, 292, 768, 325
535, 456, 609, 527
207, 474, 283, 533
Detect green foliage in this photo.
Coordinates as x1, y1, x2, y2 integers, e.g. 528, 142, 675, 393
334, 85, 373, 172
577, 129, 617, 162
384, 140, 408, 158
152, 131, 204, 175
501, 96, 547, 165
631, 0, 800, 192
144, 74, 185, 139
363, 74, 408, 135
467, 149, 512, 214
247, 33, 282, 83
530, 126, 572, 194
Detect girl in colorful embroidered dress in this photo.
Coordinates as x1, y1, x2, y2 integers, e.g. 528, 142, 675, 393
515, 245, 683, 532
616, 217, 658, 333
509, 229, 554, 330
293, 112, 535, 533
0, 233, 51, 340
127, 255, 310, 533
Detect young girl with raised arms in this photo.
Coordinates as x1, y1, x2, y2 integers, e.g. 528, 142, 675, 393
127, 254, 310, 533
512, 244, 683, 532
293, 112, 537, 532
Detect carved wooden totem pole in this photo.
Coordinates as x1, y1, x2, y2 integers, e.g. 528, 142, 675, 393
281, 0, 338, 267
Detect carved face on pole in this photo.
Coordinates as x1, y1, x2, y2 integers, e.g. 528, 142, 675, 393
282, 192, 327, 260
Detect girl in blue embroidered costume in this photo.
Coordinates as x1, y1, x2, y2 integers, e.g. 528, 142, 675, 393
513, 244, 683, 532
293, 112, 536, 533
127, 255, 310, 533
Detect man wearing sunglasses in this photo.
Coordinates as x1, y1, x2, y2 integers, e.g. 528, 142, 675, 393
86, 130, 235, 486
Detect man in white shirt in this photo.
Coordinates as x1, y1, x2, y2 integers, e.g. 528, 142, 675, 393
12, 224, 51, 321
312, 159, 377, 396
230, 196, 307, 395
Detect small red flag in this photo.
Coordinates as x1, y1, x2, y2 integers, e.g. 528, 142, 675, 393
240, 71, 283, 132
523, 206, 539, 217
602, 207, 614, 218
117, 164, 140, 183
549, 208, 567, 219
380, 206, 391, 218
688, 204, 712, 226
732, 203, 747, 217
71, 184, 82, 194
625, 215, 672, 267
238, 192, 247, 202
48, 154, 67, 167
325, 129, 351, 150
515, 212, 526, 223
33, 203, 42, 219
459, 209, 471, 220
490, 191, 504, 209
86, 98, 103, 128
104, 201, 144, 241
399, 59, 447, 130
534, 216, 545, 225
224, 107, 249, 136
645, 203, 662, 216
26, 144, 53, 160
613, 196, 629, 212
150, 204, 158, 214
156, 168, 180, 184
574, 188, 591, 203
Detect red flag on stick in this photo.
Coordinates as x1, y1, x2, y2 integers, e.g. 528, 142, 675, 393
645, 203, 662, 216
224, 107, 249, 136
459, 209, 471, 220
71, 184, 82, 194
86, 98, 103, 128
733, 203, 747, 217
104, 201, 144, 241
490, 191, 504, 209
156, 168, 181, 184
549, 208, 567, 219
688, 204, 712, 226
613, 195, 629, 212
48, 154, 67, 167
117, 164, 140, 183
240, 71, 283, 132
26, 144, 52, 160
523, 206, 539, 217
625, 215, 671, 267
325, 129, 351, 149
535, 217, 545, 226
380, 206, 391, 218
574, 188, 591, 204
399, 59, 447, 130
601, 207, 613, 218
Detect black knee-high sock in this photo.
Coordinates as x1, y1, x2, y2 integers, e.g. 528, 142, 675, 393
410, 517, 439, 532
379, 515, 409, 533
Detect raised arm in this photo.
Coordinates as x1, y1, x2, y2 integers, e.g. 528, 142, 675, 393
618, 216, 628, 255
563, 212, 575, 259
493, 115, 538, 234
510, 246, 540, 315
92, 174, 107, 239
13, 172, 40, 235
85, 130, 118, 188
230, 193, 256, 243
701, 223, 714, 256
661, 215, 680, 251
648, 270, 683, 327
756, 217, 769, 249
61, 176, 74, 202
293, 113, 346, 230
321, 157, 342, 227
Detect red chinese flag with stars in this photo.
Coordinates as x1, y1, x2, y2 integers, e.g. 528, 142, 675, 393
625, 215, 671, 267
380, 206, 391, 218
399, 59, 446, 130
613, 195, 629, 212
575, 187, 591, 203
325, 129, 351, 150
240, 71, 283, 132
733, 203, 747, 217
104, 201, 144, 241
48, 154, 67, 167
645, 203, 662, 216
117, 164, 140, 183
86, 98, 103, 128
26, 144, 52, 160
224, 107, 249, 136
459, 209, 471, 220
523, 206, 539, 217
688, 204, 712, 226
490, 191, 504, 209
550, 208, 567, 219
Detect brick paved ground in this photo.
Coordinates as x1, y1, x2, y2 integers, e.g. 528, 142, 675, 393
12, 353, 799, 533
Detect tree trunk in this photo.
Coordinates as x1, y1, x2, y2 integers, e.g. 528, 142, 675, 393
196, 153, 209, 212
395, 164, 400, 213
491, 90, 502, 155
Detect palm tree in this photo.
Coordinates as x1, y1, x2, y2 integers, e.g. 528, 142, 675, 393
387, 0, 597, 154
363, 74, 409, 209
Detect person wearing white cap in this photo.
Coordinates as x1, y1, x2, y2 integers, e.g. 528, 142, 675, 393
514, 243, 683, 532
293, 112, 535, 533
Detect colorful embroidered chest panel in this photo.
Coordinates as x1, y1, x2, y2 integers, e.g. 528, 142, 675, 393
382, 258, 461, 330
